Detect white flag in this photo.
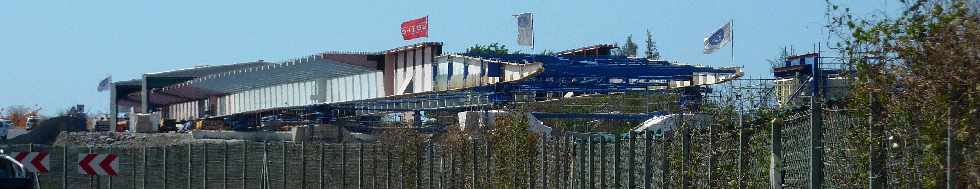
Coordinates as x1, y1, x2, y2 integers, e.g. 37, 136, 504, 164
703, 21, 732, 54
97, 75, 111, 92
516, 13, 534, 47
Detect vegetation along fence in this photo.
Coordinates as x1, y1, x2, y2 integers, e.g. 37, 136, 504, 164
7, 105, 920, 189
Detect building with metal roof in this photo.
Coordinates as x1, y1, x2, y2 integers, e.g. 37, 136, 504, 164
109, 42, 741, 130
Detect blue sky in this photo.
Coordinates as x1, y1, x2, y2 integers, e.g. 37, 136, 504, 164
0, 0, 889, 115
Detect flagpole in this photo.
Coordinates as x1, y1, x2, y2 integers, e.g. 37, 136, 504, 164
730, 19, 735, 67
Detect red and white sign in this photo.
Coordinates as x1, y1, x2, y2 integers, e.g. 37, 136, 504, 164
400, 16, 428, 40
78, 153, 118, 176
13, 152, 49, 173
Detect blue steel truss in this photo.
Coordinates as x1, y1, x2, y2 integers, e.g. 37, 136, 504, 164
221, 54, 738, 129
464, 54, 739, 93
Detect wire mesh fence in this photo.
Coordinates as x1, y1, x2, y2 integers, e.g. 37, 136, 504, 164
6, 105, 939, 189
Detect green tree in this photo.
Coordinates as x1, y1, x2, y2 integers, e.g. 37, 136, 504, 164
830, 0, 979, 187
624, 35, 638, 57
538, 49, 557, 56
644, 30, 661, 60
466, 43, 511, 55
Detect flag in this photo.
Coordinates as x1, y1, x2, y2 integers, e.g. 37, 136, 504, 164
400, 16, 428, 40
703, 21, 732, 54
97, 75, 111, 92
516, 13, 534, 47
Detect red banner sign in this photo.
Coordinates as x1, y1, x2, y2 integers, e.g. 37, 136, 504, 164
401, 16, 428, 40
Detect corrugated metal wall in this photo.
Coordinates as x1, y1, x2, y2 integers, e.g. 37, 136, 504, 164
163, 52, 542, 121
389, 45, 438, 95
166, 100, 200, 121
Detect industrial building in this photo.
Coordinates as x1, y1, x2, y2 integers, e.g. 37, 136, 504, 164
772, 53, 850, 107
109, 42, 741, 131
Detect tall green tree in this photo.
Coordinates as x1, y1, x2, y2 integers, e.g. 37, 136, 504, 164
830, 0, 979, 187
644, 30, 661, 60
624, 35, 638, 57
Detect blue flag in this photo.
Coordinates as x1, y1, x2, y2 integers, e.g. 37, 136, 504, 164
703, 21, 732, 54
97, 76, 111, 92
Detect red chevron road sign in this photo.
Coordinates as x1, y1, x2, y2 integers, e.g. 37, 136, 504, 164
78, 153, 118, 176
12, 152, 49, 173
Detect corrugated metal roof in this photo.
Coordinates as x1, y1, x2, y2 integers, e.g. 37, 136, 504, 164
113, 79, 143, 86
145, 61, 273, 78
157, 58, 374, 100
383, 42, 443, 54
556, 44, 617, 56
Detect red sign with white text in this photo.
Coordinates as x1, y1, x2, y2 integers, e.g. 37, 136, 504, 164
401, 16, 428, 40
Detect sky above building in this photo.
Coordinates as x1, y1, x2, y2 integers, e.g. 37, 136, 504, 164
0, 0, 891, 115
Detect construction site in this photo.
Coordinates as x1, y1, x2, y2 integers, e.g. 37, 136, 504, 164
0, 40, 943, 189
3, 1, 977, 188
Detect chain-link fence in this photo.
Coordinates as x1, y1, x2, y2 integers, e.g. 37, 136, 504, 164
12, 105, 936, 188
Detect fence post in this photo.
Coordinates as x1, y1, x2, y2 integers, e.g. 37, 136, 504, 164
448, 149, 454, 189
708, 120, 716, 188
577, 136, 584, 189
809, 57, 824, 189
470, 141, 477, 189
282, 143, 287, 189
188, 143, 192, 189
947, 91, 961, 189
527, 142, 533, 189
360, 143, 365, 189
242, 142, 247, 189
627, 132, 635, 189
737, 107, 748, 189
108, 144, 113, 189
614, 135, 621, 188
869, 91, 886, 189
108, 145, 113, 189
203, 143, 209, 189
512, 139, 518, 189
428, 143, 434, 189
89, 146, 96, 189
588, 136, 594, 189
416, 143, 422, 189
130, 146, 135, 189
485, 140, 492, 187
661, 134, 670, 189
682, 119, 692, 189
562, 136, 569, 189
341, 142, 347, 189
224, 142, 229, 189
320, 143, 326, 189
386, 149, 391, 189
163, 145, 167, 189
375, 144, 381, 189
770, 117, 783, 189
399, 154, 405, 189
63, 145, 67, 189
644, 131, 652, 189
263, 142, 269, 189
541, 138, 548, 189
302, 142, 307, 189
439, 146, 445, 189
600, 136, 606, 189
142, 146, 146, 189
